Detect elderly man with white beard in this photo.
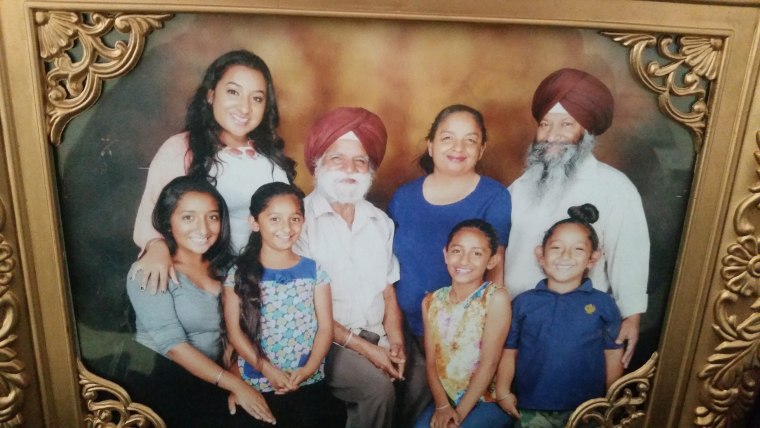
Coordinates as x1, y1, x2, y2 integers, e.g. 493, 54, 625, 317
504, 68, 649, 368
294, 107, 429, 428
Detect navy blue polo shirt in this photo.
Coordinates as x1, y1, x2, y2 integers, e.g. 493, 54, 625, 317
505, 279, 622, 411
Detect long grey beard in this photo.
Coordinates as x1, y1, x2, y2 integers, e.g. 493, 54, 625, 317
522, 132, 595, 203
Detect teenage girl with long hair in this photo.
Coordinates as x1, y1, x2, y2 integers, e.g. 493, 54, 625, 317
126, 175, 275, 426
132, 49, 296, 293
223, 182, 338, 427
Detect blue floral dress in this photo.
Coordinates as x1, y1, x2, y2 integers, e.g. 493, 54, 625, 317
225, 257, 329, 392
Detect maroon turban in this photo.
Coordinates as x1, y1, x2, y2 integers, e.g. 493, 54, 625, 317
304, 107, 388, 175
531, 68, 614, 135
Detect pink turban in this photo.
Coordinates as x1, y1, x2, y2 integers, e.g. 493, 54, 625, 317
531, 68, 614, 135
304, 107, 388, 175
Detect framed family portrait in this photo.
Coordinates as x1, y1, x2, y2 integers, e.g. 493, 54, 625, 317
0, 0, 759, 426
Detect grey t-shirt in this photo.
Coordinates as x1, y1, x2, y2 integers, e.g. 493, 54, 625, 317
127, 267, 223, 362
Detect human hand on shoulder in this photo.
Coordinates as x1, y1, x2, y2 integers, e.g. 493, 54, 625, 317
129, 238, 177, 294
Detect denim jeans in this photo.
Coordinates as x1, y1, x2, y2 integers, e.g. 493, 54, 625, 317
413, 401, 514, 428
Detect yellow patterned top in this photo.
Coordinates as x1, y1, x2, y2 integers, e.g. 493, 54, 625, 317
424, 281, 499, 405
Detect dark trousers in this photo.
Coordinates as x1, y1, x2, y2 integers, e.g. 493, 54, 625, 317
230, 381, 345, 428
396, 329, 432, 428
125, 352, 235, 428
325, 329, 431, 428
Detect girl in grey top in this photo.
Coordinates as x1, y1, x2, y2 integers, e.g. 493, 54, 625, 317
126, 175, 276, 425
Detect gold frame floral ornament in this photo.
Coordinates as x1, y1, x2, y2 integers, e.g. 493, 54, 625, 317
568, 353, 658, 427
694, 131, 760, 427
35, 11, 172, 146
78, 360, 163, 427
18, 4, 756, 427
35, 11, 173, 425
602, 32, 722, 153
0, 197, 27, 426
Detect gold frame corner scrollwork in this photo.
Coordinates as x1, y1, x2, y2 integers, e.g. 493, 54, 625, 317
32, 9, 173, 425
78, 360, 164, 427
28, 10, 744, 427
565, 30, 726, 426
568, 352, 658, 427
35, 10, 173, 146
0, 197, 29, 426
601, 31, 723, 153
694, 131, 760, 427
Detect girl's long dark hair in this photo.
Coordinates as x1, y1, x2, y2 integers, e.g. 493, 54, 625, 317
234, 182, 305, 354
152, 175, 234, 278
184, 49, 296, 183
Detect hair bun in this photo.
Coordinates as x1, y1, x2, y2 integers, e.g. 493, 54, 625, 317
567, 203, 599, 224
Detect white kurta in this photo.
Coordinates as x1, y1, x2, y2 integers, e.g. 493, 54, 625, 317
294, 192, 400, 342
504, 155, 649, 318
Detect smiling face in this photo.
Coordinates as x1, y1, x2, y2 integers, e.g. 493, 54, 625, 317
427, 111, 485, 176
444, 227, 499, 287
315, 135, 373, 204
207, 64, 267, 147
170, 191, 221, 259
250, 194, 304, 254
535, 111, 585, 158
536, 222, 600, 291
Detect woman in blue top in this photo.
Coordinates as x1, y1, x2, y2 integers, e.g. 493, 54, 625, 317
389, 104, 512, 340
127, 175, 276, 426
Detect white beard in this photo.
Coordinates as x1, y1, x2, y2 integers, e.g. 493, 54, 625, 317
522, 132, 595, 204
315, 164, 373, 204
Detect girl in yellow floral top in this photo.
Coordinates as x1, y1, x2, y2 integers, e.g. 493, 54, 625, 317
414, 219, 514, 428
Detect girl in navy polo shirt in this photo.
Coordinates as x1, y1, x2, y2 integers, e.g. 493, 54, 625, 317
495, 204, 623, 428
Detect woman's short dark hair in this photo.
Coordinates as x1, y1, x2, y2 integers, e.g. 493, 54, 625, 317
418, 104, 487, 174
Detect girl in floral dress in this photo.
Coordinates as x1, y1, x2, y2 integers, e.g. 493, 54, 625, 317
414, 219, 514, 428
222, 182, 338, 427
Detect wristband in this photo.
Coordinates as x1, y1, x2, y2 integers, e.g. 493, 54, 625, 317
343, 330, 354, 347
496, 392, 513, 402
435, 403, 451, 410
214, 369, 224, 386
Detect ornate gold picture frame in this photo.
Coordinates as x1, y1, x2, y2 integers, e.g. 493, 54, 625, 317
0, 1, 759, 426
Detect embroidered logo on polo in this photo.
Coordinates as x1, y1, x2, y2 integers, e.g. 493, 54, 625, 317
585, 303, 596, 314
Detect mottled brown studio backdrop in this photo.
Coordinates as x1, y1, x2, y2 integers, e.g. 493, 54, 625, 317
55, 12, 693, 407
